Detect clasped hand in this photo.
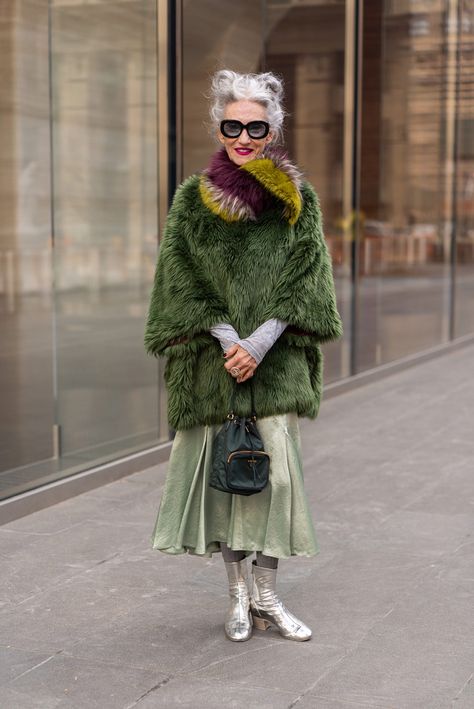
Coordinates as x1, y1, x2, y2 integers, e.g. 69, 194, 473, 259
224, 344, 257, 384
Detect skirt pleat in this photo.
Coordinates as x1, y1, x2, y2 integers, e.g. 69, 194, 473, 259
150, 413, 319, 559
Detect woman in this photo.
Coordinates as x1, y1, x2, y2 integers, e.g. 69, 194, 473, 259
144, 70, 343, 643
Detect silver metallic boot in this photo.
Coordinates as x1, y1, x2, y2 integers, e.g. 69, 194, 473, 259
250, 560, 312, 641
223, 559, 253, 642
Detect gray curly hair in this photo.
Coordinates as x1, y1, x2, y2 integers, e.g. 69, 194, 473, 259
207, 69, 286, 145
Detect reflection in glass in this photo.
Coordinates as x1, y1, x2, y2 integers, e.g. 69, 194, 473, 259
0, 3, 55, 498
182, 0, 265, 177
357, 1, 453, 371
51, 1, 162, 464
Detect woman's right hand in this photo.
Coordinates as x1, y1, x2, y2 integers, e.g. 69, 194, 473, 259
224, 344, 257, 383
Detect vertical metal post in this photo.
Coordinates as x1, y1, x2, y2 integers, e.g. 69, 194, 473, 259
48, 0, 61, 458
445, 0, 462, 341
157, 1, 169, 227
156, 0, 181, 441
344, 0, 363, 376
174, 0, 183, 187
156, 0, 170, 441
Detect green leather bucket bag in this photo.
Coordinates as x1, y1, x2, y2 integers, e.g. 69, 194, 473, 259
209, 380, 270, 496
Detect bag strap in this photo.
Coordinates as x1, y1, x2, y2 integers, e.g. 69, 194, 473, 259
249, 379, 257, 420
228, 379, 257, 420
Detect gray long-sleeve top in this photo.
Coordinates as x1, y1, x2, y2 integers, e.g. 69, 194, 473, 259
210, 319, 288, 364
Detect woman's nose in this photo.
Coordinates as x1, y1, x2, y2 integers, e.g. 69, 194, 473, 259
238, 129, 251, 144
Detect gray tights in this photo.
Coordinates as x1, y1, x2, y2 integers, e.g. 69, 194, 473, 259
220, 542, 278, 569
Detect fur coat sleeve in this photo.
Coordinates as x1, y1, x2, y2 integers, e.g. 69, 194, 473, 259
263, 182, 343, 344
143, 177, 230, 357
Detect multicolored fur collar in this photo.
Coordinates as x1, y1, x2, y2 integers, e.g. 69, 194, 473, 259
199, 146, 304, 225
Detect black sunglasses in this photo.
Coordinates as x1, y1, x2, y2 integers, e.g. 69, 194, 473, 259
220, 120, 270, 140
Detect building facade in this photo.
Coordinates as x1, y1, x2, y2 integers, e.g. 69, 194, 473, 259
1, 0, 473, 505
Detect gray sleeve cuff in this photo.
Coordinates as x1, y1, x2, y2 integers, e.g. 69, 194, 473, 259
238, 318, 288, 364
237, 339, 262, 364
210, 323, 240, 352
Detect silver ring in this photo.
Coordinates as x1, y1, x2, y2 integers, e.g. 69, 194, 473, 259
230, 367, 241, 378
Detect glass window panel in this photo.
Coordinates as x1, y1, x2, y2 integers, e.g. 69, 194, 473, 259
0, 2, 55, 500
51, 0, 163, 469
357, 1, 453, 371
0, 0, 162, 502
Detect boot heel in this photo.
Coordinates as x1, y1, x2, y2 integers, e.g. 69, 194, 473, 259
252, 614, 272, 631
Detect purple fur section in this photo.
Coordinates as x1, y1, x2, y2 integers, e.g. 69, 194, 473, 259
205, 148, 273, 216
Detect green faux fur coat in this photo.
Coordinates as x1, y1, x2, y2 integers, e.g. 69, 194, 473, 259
144, 147, 343, 430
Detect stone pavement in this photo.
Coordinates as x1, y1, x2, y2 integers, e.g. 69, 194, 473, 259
1, 344, 473, 709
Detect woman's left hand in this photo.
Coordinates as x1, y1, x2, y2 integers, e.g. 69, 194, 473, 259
224, 344, 257, 383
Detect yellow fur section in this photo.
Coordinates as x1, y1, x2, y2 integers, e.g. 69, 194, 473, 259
242, 158, 302, 225
199, 177, 240, 222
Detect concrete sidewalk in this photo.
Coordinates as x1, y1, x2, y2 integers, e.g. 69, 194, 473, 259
1, 344, 473, 709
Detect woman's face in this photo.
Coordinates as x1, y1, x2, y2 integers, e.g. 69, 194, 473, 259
218, 99, 273, 166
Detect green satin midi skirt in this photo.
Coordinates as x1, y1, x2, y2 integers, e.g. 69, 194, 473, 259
150, 413, 319, 559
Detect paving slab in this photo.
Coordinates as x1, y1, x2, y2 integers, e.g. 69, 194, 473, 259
1, 653, 167, 709
0, 646, 54, 686
125, 675, 297, 709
